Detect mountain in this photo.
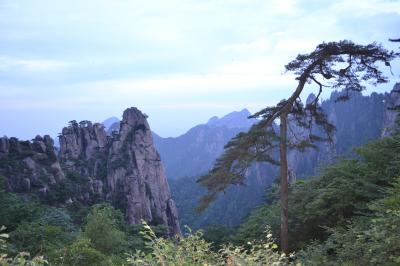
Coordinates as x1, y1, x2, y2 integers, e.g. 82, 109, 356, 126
153, 108, 257, 181
206, 108, 257, 129
153, 108, 273, 228
102, 117, 120, 131
0, 108, 180, 235
155, 84, 400, 229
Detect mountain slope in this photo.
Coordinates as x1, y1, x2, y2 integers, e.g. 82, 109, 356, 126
155, 85, 400, 229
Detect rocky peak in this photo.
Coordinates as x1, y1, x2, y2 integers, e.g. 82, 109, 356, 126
0, 137, 10, 159
56, 107, 180, 235
59, 120, 107, 161
1, 107, 180, 236
206, 108, 256, 129
0, 135, 64, 194
107, 107, 180, 235
122, 107, 148, 127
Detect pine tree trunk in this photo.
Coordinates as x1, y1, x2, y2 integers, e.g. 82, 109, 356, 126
279, 112, 289, 254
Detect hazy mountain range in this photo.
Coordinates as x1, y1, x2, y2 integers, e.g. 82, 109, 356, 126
98, 85, 399, 229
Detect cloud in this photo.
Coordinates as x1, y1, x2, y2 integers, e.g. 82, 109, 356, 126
1, 0, 399, 138
222, 38, 272, 53
0, 56, 71, 72
330, 0, 400, 16
70, 58, 296, 99
148, 101, 271, 110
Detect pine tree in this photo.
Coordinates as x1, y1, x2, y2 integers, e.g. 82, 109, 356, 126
197, 40, 397, 254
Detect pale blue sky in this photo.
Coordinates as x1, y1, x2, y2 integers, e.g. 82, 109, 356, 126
0, 0, 400, 140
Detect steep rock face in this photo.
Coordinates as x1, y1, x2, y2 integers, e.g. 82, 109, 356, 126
0, 135, 64, 196
57, 108, 180, 235
106, 108, 180, 234
59, 121, 108, 183
1, 108, 180, 235
287, 89, 389, 179
382, 83, 400, 136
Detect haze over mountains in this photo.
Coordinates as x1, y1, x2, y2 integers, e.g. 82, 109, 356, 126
93, 85, 400, 229
2, 85, 398, 232
154, 86, 400, 229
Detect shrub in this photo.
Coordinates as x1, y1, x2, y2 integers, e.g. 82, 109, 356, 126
126, 221, 290, 266
82, 204, 126, 255
62, 238, 109, 266
0, 226, 48, 266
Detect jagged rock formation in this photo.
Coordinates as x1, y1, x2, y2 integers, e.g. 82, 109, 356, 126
0, 135, 64, 197
382, 83, 400, 136
0, 108, 180, 235
288, 84, 400, 178
105, 108, 180, 232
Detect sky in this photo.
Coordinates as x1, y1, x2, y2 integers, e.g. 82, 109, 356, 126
0, 0, 400, 140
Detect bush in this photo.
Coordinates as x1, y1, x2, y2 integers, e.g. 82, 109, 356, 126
126, 222, 290, 266
82, 204, 126, 255
0, 226, 48, 266
297, 177, 400, 265
12, 222, 70, 257
62, 238, 109, 266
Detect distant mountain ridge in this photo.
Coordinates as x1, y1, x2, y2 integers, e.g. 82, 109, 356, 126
153, 109, 257, 180
102, 117, 119, 131
154, 85, 400, 229
206, 108, 257, 129
152, 109, 275, 228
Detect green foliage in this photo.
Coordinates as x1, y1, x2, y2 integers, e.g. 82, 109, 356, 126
65, 170, 89, 184
197, 127, 279, 211
11, 222, 70, 257
82, 204, 126, 255
62, 238, 109, 266
38, 208, 76, 233
0, 226, 48, 266
66, 201, 90, 225
0, 191, 42, 231
202, 225, 235, 250
297, 177, 400, 265
47, 179, 75, 204
127, 222, 290, 266
124, 223, 169, 254
236, 132, 400, 250
198, 40, 397, 211
289, 133, 400, 249
235, 204, 280, 246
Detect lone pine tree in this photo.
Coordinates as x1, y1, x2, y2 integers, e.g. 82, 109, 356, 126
197, 40, 398, 254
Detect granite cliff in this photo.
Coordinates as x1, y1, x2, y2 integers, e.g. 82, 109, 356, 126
0, 107, 180, 235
